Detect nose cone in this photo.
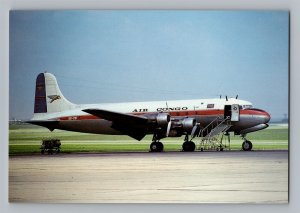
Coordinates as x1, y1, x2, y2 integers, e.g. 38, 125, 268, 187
263, 111, 271, 123
249, 108, 271, 124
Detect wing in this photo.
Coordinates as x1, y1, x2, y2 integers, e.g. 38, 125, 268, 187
82, 108, 149, 140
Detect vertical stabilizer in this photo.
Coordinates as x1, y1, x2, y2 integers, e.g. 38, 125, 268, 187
33, 72, 75, 115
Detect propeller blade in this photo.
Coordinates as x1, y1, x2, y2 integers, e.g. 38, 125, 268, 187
191, 124, 199, 140
166, 121, 172, 137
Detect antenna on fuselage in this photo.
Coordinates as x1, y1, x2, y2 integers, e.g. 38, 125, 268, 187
220, 95, 222, 99
236, 95, 238, 99
226, 96, 228, 101
165, 101, 169, 111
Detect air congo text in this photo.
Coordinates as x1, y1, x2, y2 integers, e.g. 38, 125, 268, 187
132, 107, 188, 113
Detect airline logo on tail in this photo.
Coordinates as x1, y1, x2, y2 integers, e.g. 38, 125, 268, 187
48, 95, 61, 103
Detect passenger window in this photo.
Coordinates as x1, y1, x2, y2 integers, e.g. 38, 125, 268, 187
207, 104, 214, 109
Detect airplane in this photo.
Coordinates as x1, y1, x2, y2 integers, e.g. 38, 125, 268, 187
28, 72, 271, 152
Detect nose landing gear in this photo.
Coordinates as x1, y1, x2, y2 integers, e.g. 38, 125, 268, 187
241, 135, 252, 151
242, 140, 253, 151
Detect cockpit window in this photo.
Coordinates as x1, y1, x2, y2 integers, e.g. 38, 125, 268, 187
242, 105, 253, 109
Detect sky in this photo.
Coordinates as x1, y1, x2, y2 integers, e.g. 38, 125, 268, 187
9, 10, 289, 120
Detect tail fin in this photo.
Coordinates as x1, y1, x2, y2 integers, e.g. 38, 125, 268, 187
34, 72, 75, 115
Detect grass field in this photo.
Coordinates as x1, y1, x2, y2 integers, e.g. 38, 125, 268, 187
9, 123, 288, 154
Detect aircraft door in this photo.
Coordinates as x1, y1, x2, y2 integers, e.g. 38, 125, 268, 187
231, 104, 240, 121
224, 105, 231, 119
224, 104, 240, 121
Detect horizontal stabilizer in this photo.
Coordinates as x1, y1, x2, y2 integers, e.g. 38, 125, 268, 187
26, 120, 59, 131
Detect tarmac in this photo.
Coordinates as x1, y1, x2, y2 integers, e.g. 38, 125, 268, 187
9, 151, 288, 203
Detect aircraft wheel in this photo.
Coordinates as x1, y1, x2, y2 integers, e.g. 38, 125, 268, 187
150, 142, 164, 152
242, 140, 252, 151
182, 141, 196, 152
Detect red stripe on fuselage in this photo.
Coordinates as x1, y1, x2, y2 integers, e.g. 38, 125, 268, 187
59, 115, 99, 120
56, 109, 268, 121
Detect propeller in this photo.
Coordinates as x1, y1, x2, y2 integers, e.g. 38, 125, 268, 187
165, 101, 172, 137
166, 121, 172, 137
190, 123, 200, 140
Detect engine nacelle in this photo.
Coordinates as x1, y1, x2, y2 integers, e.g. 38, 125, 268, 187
145, 112, 170, 127
156, 113, 170, 127
182, 117, 196, 132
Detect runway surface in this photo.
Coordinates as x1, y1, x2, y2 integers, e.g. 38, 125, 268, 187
9, 151, 288, 203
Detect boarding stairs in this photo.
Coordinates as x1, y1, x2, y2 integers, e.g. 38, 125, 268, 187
197, 117, 232, 151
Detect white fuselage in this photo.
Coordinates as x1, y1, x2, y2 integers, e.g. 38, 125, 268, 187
33, 98, 252, 121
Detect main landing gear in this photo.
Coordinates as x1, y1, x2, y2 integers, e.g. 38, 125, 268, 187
150, 133, 196, 152
150, 141, 164, 152
182, 135, 196, 152
241, 135, 253, 151
150, 134, 164, 152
